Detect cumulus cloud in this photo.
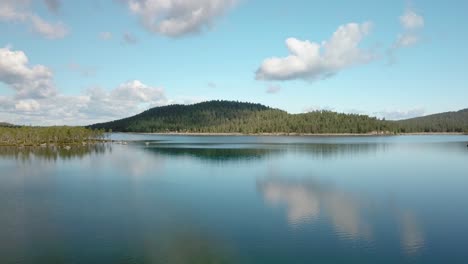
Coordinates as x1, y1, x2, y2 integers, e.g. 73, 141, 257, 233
0, 0, 69, 39
256, 22, 375, 82
388, 8, 425, 63
121, 0, 237, 37
111, 80, 166, 103
99, 31, 113, 40
0, 46, 57, 98
266, 85, 281, 94
0, 47, 171, 125
0, 81, 168, 125
15, 99, 40, 112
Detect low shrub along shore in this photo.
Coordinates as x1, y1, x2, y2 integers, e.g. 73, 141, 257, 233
0, 126, 106, 147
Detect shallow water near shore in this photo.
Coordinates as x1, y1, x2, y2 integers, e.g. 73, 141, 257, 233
1, 135, 468, 263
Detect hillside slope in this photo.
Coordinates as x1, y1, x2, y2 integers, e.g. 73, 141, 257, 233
396, 109, 468, 133
89, 100, 391, 134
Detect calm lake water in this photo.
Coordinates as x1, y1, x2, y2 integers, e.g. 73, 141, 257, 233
1, 134, 468, 264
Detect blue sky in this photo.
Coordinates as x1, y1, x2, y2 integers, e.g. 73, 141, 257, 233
0, 0, 467, 125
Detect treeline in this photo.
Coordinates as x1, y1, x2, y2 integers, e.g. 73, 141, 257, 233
90, 101, 468, 134
0, 122, 15, 127
0, 126, 106, 147
395, 109, 468, 133
90, 100, 395, 134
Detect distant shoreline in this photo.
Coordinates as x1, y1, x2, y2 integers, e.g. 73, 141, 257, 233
130, 132, 467, 137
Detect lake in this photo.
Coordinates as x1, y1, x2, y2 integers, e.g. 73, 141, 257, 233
1, 134, 468, 264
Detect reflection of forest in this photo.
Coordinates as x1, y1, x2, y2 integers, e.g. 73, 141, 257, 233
0, 144, 110, 162
144, 143, 388, 161
145, 146, 280, 162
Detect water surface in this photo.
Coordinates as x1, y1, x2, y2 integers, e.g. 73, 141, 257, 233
1, 135, 468, 263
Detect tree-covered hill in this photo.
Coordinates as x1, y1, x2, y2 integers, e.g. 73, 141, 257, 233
89, 101, 468, 134
395, 108, 468, 133
89, 100, 393, 134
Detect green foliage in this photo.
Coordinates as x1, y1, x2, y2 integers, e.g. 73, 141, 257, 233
0, 122, 15, 127
395, 109, 468, 133
90, 100, 395, 134
0, 126, 106, 146
89, 100, 468, 134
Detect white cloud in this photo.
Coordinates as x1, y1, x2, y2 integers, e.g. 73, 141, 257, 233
0, 46, 57, 98
29, 15, 68, 39
111, 80, 166, 103
400, 9, 424, 30
394, 33, 420, 48
388, 8, 425, 63
256, 22, 375, 81
15, 99, 40, 112
0, 47, 172, 125
0, 0, 69, 39
122, 0, 237, 37
373, 107, 425, 120
0, 81, 168, 125
266, 85, 281, 94
99, 31, 113, 40
393, 8, 424, 49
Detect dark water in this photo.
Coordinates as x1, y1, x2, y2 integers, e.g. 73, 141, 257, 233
1, 135, 468, 264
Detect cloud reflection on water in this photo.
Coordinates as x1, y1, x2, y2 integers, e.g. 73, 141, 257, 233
257, 177, 424, 254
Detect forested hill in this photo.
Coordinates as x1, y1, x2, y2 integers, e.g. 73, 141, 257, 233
396, 108, 468, 133
89, 100, 393, 133
89, 101, 468, 134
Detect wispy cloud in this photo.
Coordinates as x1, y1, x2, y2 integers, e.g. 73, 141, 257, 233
388, 7, 425, 64
99, 31, 113, 40
122, 32, 138, 45
0, 0, 69, 39
266, 85, 281, 94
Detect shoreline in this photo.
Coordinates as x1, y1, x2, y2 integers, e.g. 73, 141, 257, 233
130, 132, 467, 137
